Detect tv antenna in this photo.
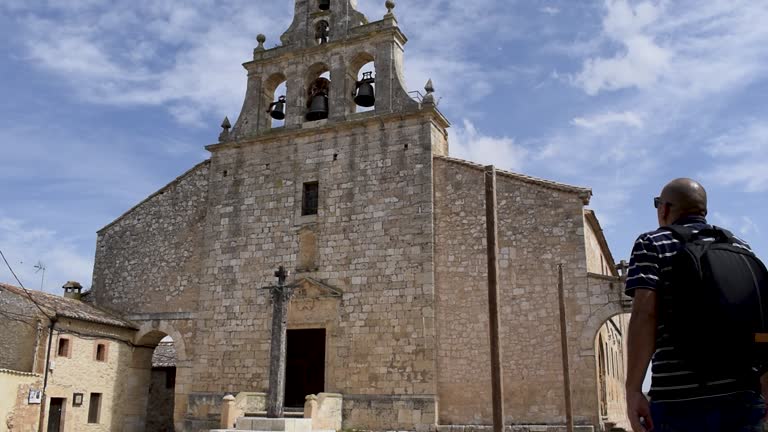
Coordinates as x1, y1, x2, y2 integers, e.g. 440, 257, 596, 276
33, 261, 46, 291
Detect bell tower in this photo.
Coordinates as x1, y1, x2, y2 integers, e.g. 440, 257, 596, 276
199, 2, 449, 430
220, 0, 447, 141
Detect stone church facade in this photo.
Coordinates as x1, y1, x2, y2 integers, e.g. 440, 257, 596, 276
90, 1, 630, 431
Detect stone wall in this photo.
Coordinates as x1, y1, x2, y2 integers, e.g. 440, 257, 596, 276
92, 112, 447, 431
0, 286, 43, 372
193, 114, 441, 417
342, 395, 437, 432
0, 369, 42, 432
92, 160, 210, 315
433, 157, 597, 426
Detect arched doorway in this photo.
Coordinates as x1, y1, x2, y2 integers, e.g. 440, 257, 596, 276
593, 313, 630, 431
146, 336, 176, 432
131, 324, 188, 432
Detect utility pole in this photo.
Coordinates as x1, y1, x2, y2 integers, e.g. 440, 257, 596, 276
484, 165, 505, 432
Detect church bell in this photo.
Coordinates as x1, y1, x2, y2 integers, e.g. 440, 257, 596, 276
306, 95, 329, 121
267, 96, 286, 120
353, 72, 376, 108
318, 0, 330, 10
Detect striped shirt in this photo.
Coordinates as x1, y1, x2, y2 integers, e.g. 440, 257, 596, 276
625, 216, 759, 402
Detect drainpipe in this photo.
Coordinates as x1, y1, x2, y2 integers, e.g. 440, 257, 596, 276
37, 315, 58, 432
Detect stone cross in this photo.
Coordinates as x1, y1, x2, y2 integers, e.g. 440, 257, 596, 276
266, 266, 294, 418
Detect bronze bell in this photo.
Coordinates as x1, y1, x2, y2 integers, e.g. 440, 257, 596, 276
354, 72, 376, 108
267, 96, 286, 120
306, 94, 329, 121
318, 0, 330, 10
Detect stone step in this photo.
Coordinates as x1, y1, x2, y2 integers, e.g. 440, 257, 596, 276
235, 417, 312, 432
243, 411, 305, 419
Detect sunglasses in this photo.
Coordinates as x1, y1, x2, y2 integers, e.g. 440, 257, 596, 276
654, 197, 672, 209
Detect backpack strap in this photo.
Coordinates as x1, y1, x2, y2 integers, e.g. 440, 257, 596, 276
663, 224, 735, 244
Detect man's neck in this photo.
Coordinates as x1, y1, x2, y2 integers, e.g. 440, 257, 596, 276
670, 214, 707, 225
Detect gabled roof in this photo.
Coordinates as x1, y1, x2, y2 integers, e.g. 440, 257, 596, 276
434, 155, 592, 204
584, 209, 619, 277
98, 159, 211, 234
0, 283, 138, 329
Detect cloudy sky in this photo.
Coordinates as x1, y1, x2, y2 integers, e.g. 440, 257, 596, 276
1, 0, 767, 295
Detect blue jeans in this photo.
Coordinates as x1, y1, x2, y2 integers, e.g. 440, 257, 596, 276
650, 392, 766, 432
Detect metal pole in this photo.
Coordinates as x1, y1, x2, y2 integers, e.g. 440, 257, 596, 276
37, 316, 57, 432
557, 264, 574, 432
484, 165, 505, 432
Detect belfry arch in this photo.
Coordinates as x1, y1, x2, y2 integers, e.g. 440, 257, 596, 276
347, 52, 376, 113
265, 73, 288, 128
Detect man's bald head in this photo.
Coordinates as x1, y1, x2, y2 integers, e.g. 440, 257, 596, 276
659, 178, 708, 223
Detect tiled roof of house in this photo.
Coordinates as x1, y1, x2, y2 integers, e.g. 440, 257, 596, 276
152, 341, 177, 368
0, 283, 138, 329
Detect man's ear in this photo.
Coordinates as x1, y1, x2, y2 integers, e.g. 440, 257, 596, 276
663, 203, 673, 222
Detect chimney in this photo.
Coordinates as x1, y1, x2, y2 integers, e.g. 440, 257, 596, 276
62, 281, 83, 300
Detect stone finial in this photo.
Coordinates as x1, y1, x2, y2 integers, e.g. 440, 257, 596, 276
255, 34, 266, 51
221, 395, 237, 429
423, 79, 435, 105
219, 117, 232, 142
385, 0, 396, 15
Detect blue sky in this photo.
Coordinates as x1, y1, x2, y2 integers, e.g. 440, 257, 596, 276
1, 0, 767, 295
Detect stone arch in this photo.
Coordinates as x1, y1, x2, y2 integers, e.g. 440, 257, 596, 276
135, 321, 188, 364
578, 301, 626, 355
131, 321, 190, 432
347, 52, 376, 113
264, 72, 288, 129
305, 63, 331, 122
314, 19, 331, 45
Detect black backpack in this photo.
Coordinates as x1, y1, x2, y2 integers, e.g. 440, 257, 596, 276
662, 225, 768, 378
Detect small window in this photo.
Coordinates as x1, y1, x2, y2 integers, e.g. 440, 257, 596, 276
95, 343, 107, 362
302, 182, 319, 216
57, 338, 70, 357
88, 393, 102, 424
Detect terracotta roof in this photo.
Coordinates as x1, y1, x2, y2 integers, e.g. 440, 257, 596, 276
0, 283, 138, 329
152, 341, 177, 368
434, 155, 592, 204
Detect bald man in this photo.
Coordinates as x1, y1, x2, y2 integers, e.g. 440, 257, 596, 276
624, 179, 766, 432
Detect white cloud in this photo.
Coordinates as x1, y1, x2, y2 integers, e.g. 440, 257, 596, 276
574, 0, 670, 95
707, 121, 768, 192
574, 0, 768, 99
0, 215, 93, 294
9, 1, 287, 127
540, 6, 560, 16
449, 119, 527, 172
5, 0, 536, 128
711, 212, 761, 237
571, 111, 644, 131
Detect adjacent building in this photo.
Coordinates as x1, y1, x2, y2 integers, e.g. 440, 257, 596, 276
0, 282, 141, 432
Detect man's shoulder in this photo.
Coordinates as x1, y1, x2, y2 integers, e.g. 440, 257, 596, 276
634, 227, 676, 244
